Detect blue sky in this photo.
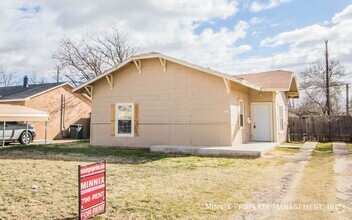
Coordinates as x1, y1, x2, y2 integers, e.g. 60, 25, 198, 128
0, 0, 352, 83
195, 0, 352, 58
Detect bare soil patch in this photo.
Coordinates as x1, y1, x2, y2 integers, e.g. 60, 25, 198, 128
333, 142, 352, 218
235, 142, 317, 219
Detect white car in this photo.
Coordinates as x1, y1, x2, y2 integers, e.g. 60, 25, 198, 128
0, 122, 36, 145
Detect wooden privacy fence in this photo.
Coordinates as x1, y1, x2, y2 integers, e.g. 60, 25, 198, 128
288, 116, 352, 142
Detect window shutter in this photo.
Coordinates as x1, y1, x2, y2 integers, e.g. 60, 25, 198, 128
134, 103, 139, 136
111, 104, 116, 136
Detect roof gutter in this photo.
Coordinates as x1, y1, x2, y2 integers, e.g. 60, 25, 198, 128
0, 98, 27, 102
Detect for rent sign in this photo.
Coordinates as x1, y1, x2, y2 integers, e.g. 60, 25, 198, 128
79, 161, 106, 220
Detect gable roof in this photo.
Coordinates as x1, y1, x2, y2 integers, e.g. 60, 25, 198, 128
237, 70, 299, 92
73, 52, 261, 93
0, 82, 73, 102
73, 52, 299, 96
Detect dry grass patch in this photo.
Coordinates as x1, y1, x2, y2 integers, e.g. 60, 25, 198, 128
267, 148, 300, 157
275, 142, 339, 219
0, 142, 290, 219
347, 143, 352, 153
282, 141, 304, 147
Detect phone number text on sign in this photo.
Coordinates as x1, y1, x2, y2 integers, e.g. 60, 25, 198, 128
79, 161, 106, 220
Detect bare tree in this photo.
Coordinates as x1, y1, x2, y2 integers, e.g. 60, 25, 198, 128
28, 73, 46, 85
0, 65, 17, 86
299, 60, 345, 118
52, 28, 137, 85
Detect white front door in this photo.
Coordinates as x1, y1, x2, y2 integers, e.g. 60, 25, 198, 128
251, 103, 271, 141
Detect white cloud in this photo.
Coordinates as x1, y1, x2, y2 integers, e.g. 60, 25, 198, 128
252, 6, 352, 77
166, 20, 252, 70
0, 1, 60, 75
250, 0, 291, 12
0, 0, 242, 78
260, 25, 330, 47
332, 4, 352, 24
0, 0, 351, 84
249, 17, 265, 25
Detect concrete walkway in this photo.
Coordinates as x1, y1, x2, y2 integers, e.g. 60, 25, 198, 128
235, 141, 317, 219
150, 142, 278, 158
333, 142, 352, 217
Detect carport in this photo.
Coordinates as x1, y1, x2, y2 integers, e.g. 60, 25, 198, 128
0, 104, 49, 146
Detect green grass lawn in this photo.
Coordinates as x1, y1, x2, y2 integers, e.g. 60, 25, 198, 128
315, 142, 333, 153
0, 142, 289, 219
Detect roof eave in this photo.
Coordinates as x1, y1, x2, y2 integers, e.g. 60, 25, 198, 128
288, 74, 300, 98
24, 82, 75, 100
73, 53, 262, 92
0, 98, 28, 102
73, 58, 133, 92
261, 88, 290, 92
157, 53, 262, 90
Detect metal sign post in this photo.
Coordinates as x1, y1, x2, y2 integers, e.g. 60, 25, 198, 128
78, 160, 106, 220
2, 121, 5, 147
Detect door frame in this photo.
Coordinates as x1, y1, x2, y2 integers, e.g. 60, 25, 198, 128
250, 102, 273, 142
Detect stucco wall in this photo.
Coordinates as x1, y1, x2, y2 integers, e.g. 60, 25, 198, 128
25, 85, 91, 140
90, 59, 250, 147
248, 90, 274, 141
247, 90, 289, 143
230, 82, 251, 146
249, 90, 273, 102
275, 91, 288, 143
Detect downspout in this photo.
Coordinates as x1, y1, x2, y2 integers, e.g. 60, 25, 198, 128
60, 94, 66, 138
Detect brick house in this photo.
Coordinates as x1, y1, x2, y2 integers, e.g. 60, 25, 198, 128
0, 77, 91, 140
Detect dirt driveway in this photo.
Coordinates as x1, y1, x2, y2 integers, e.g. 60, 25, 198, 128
235, 141, 352, 219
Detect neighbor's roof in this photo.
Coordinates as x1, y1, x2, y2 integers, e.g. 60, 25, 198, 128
238, 70, 299, 92
0, 82, 72, 102
0, 104, 49, 121
73, 52, 298, 94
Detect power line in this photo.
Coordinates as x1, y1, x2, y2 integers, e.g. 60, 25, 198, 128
300, 83, 352, 91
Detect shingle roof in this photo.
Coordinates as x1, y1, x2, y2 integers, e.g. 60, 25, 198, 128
0, 82, 67, 101
237, 70, 294, 91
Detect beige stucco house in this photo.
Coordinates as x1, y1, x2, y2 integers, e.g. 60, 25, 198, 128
73, 52, 299, 148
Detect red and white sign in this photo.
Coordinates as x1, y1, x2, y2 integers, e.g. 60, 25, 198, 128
79, 161, 106, 220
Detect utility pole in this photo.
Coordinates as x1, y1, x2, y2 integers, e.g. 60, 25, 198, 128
325, 40, 330, 116
347, 84, 349, 116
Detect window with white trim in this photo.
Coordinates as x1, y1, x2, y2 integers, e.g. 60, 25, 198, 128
116, 103, 134, 136
279, 105, 284, 131
239, 100, 244, 128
